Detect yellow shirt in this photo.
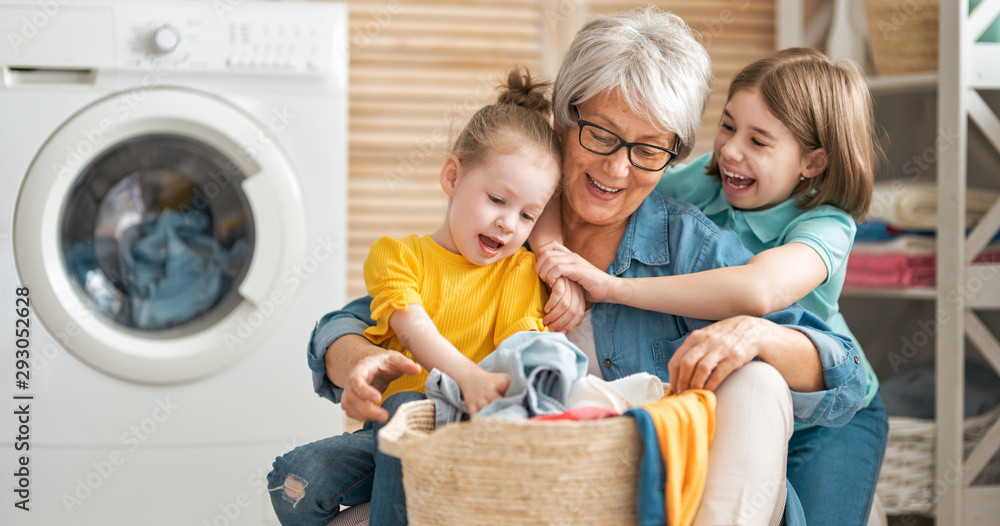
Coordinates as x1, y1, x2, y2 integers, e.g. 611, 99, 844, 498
363, 234, 548, 403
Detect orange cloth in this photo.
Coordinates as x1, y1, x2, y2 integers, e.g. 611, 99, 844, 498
642, 389, 716, 526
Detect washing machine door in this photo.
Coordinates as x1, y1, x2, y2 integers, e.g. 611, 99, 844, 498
14, 87, 307, 383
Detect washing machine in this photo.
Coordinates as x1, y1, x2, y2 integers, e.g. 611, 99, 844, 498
0, 1, 347, 524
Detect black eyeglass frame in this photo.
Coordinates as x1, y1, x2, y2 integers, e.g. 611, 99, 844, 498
572, 105, 680, 172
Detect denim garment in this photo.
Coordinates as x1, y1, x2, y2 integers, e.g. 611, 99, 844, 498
426, 331, 587, 425
65, 209, 249, 330
267, 391, 425, 526
123, 210, 250, 328
785, 391, 888, 526
308, 301, 375, 405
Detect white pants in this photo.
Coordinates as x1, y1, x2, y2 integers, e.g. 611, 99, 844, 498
693, 361, 793, 526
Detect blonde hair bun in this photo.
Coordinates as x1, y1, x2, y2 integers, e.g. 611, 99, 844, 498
450, 66, 561, 168
497, 66, 552, 116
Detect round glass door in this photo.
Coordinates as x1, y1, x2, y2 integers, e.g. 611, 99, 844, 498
14, 87, 308, 383
60, 134, 254, 336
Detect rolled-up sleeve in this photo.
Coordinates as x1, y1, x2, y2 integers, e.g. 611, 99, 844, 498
307, 296, 376, 404
691, 217, 866, 427
768, 308, 866, 427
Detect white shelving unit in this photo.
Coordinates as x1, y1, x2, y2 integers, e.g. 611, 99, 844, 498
938, 3, 1000, 523
779, 1, 1000, 524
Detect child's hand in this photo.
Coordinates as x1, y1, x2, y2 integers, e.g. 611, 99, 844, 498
543, 276, 585, 333
458, 369, 510, 418
535, 241, 616, 302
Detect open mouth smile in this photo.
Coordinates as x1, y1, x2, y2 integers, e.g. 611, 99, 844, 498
587, 174, 623, 195
479, 234, 504, 257
722, 166, 756, 193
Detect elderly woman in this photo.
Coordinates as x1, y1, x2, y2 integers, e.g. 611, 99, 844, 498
271, 7, 883, 526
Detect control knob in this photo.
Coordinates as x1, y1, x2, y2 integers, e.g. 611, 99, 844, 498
148, 25, 181, 55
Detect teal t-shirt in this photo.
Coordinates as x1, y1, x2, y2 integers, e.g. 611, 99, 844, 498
656, 153, 879, 429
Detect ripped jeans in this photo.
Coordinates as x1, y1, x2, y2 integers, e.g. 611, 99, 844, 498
267, 391, 426, 526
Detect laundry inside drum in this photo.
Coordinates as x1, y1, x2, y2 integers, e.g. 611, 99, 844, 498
60, 134, 255, 336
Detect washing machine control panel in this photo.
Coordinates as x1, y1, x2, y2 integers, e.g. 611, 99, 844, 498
117, 2, 344, 76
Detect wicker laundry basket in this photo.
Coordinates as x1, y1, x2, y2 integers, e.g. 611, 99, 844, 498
876, 406, 1000, 516
378, 399, 643, 525
863, 0, 939, 75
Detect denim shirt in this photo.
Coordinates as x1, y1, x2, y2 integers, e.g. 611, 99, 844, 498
309, 193, 866, 427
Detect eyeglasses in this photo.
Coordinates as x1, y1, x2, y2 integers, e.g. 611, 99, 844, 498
572, 105, 679, 172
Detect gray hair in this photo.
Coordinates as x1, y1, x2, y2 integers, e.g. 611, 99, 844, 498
553, 6, 712, 164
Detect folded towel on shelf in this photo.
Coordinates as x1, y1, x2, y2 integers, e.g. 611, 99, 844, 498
846, 237, 1000, 288
854, 220, 934, 243
850, 234, 937, 254
855, 220, 1000, 245
869, 181, 1000, 230
845, 252, 936, 288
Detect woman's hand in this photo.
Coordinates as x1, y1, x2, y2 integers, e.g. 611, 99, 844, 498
341, 352, 422, 423
457, 369, 511, 418
542, 277, 586, 333
668, 315, 774, 394
535, 241, 617, 303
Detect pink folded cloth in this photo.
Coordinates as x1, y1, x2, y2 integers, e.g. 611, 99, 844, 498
845, 250, 1000, 288
845, 252, 935, 288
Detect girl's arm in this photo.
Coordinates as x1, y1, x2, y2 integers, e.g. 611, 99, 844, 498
536, 241, 828, 320
528, 192, 564, 249
389, 305, 509, 416
527, 194, 587, 332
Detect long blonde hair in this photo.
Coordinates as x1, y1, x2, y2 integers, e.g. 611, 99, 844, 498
706, 47, 876, 222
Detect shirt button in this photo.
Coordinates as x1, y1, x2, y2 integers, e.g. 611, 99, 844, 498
854, 356, 860, 364
603, 358, 613, 368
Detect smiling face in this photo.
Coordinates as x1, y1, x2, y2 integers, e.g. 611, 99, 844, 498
557, 89, 679, 231
434, 145, 560, 266
713, 88, 827, 211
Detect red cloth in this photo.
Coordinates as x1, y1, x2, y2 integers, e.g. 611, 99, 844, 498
529, 406, 619, 421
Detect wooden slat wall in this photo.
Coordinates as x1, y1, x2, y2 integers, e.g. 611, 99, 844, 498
336, 0, 774, 298
345, 0, 542, 297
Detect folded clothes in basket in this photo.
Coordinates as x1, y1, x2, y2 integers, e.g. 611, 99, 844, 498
567, 372, 666, 413
425, 331, 588, 426
530, 374, 667, 422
